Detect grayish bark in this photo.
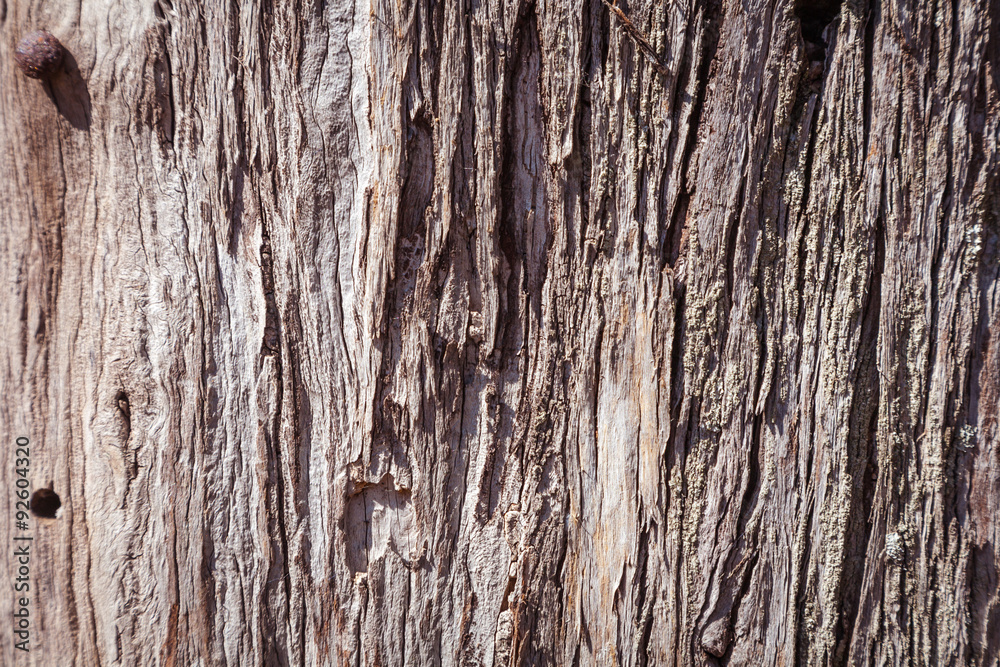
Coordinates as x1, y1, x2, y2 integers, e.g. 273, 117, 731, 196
0, 0, 998, 664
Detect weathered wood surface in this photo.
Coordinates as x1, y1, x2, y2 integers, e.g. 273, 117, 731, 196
1, 0, 998, 664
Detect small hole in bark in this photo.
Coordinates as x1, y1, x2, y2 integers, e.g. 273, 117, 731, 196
30, 488, 61, 518
115, 390, 132, 441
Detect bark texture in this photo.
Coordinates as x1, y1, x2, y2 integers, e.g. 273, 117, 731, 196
1, 0, 998, 665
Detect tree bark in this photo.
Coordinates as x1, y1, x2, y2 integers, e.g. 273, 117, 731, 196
1, 0, 998, 665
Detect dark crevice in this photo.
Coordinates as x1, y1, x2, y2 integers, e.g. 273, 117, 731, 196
969, 171, 1000, 663
222, 0, 248, 259
699, 412, 763, 662
161, 46, 176, 147
928, 0, 941, 102
575, 0, 595, 255
668, 281, 686, 432
115, 389, 138, 510
916, 31, 956, 460
633, 525, 655, 666
785, 88, 817, 363
495, 0, 536, 362
154, 0, 176, 146
285, 324, 311, 667
375, 19, 435, 452
199, 505, 218, 656
592, 311, 604, 474
549, 479, 573, 666
794, 0, 843, 58
963, 62, 988, 206
716, 170, 749, 367
971, 541, 1000, 665
792, 492, 816, 667
863, 407, 880, 522
734, 414, 764, 553
862, 0, 877, 157
116, 390, 132, 443
663, 190, 689, 271
712, 547, 761, 665
259, 228, 280, 358
291, 340, 311, 667
598, 0, 611, 71
834, 211, 884, 662
261, 247, 291, 667
795, 100, 822, 247
661, 0, 722, 275
251, 5, 291, 658
663, 0, 722, 496
480, 395, 504, 522
990, 0, 1000, 97
612, 562, 630, 659
455, 0, 478, 248
792, 0, 841, 118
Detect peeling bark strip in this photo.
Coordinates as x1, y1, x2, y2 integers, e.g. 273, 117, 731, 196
0, 0, 998, 665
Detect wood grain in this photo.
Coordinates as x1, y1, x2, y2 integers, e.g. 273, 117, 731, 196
0, 0, 997, 664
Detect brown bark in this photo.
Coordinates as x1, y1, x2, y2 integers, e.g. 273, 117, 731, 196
1, 0, 998, 665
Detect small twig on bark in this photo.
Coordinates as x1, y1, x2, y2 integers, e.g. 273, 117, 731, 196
600, 0, 670, 79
